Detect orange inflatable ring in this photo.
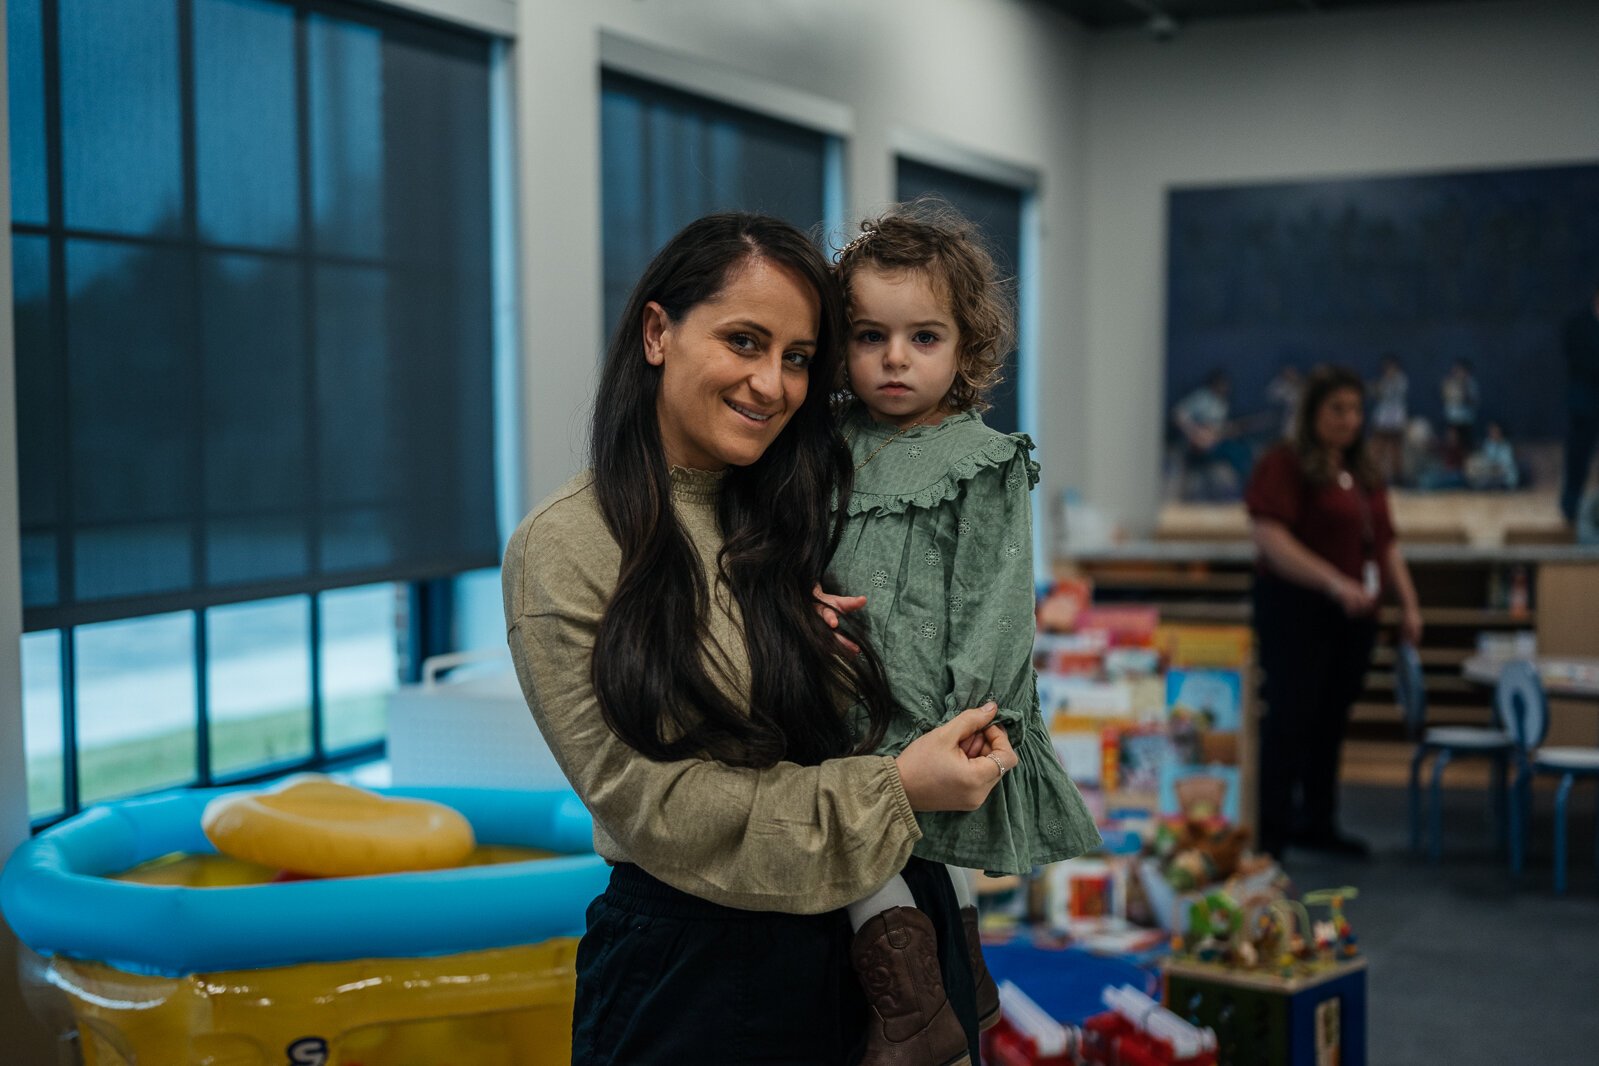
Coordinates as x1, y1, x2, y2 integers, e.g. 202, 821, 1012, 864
201, 775, 475, 877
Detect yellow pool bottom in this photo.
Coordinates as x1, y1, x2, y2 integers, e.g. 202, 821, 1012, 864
47, 851, 577, 1066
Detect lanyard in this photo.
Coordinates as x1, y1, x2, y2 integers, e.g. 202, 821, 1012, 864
1339, 469, 1381, 596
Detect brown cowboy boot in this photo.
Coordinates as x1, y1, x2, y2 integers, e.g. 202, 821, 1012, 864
959, 906, 1001, 1032
851, 906, 971, 1066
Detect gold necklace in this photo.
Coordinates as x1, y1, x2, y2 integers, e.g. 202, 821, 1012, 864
850, 415, 928, 471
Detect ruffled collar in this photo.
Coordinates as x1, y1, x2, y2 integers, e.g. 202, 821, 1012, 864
839, 404, 1037, 518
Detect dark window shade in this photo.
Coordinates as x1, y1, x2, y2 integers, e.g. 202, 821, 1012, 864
600, 70, 829, 343
10, 0, 498, 633
895, 159, 1025, 436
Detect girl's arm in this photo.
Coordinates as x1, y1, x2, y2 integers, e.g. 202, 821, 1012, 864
943, 450, 1043, 730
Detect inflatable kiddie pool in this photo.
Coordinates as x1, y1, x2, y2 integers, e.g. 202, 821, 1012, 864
1, 781, 607, 1066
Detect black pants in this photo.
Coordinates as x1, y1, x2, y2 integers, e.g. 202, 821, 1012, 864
1252, 571, 1378, 856
572, 857, 980, 1065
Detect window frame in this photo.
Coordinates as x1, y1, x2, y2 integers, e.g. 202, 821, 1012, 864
598, 32, 852, 249
14, 0, 517, 829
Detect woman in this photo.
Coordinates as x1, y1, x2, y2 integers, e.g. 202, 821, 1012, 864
1246, 365, 1423, 860
502, 214, 1012, 1065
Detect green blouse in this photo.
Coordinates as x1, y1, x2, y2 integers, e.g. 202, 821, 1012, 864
830, 405, 1101, 875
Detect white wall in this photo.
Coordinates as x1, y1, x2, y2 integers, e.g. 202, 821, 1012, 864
0, 0, 29, 896
388, 0, 513, 35
0, 8, 56, 1057
510, 0, 1093, 516
1081, 0, 1599, 532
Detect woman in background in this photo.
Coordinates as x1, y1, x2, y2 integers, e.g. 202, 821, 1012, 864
1246, 366, 1423, 859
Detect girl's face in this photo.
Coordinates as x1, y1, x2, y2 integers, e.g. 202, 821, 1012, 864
644, 256, 818, 470
846, 267, 960, 428
1314, 386, 1365, 452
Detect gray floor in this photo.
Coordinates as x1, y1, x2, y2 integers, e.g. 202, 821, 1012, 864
1283, 782, 1599, 1066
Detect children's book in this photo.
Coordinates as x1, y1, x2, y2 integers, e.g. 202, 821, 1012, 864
1157, 762, 1241, 823
1165, 669, 1243, 732
1110, 726, 1171, 795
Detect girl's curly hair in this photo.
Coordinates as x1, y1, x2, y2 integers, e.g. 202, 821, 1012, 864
833, 197, 1016, 413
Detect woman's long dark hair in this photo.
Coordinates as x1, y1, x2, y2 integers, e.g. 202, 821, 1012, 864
590, 213, 897, 768
1293, 365, 1381, 489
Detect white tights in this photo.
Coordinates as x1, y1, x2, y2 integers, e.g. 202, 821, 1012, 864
846, 865, 974, 931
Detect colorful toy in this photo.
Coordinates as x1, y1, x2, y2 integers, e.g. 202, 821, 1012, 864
1163, 886, 1367, 1065
1169, 883, 1362, 979
1164, 955, 1367, 1066
1080, 984, 1218, 1065
1184, 891, 1242, 963
983, 980, 1080, 1065
1303, 886, 1362, 960
1251, 898, 1316, 973
202, 774, 477, 877
1151, 816, 1263, 892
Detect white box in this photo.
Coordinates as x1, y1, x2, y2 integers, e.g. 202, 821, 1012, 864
386, 652, 570, 790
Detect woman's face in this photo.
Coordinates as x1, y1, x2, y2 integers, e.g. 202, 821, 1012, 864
643, 256, 819, 470
1314, 386, 1364, 451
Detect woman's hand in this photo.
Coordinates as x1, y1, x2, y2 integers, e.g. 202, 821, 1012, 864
1400, 603, 1424, 646
960, 720, 1008, 758
1327, 574, 1376, 617
811, 584, 864, 656
894, 703, 1017, 813
1385, 542, 1424, 647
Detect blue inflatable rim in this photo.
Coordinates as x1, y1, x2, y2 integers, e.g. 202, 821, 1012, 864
0, 785, 608, 977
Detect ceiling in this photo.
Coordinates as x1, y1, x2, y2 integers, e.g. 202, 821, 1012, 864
1043, 0, 1500, 34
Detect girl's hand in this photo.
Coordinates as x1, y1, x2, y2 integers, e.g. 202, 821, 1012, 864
811, 584, 865, 656
895, 703, 1017, 812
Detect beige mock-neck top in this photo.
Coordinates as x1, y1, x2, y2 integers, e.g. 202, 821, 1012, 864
502, 467, 921, 914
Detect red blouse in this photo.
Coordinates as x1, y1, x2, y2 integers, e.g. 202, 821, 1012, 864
1244, 444, 1396, 586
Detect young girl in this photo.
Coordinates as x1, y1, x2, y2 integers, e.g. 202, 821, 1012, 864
829, 202, 1101, 1065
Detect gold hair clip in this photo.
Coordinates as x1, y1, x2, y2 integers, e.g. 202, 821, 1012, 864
839, 229, 874, 258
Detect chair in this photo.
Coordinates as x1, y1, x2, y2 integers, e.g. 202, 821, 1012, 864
1398, 643, 1513, 861
1497, 660, 1599, 894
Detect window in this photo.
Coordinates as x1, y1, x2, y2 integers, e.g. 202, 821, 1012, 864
600, 69, 836, 343
896, 158, 1029, 436
9, 0, 501, 823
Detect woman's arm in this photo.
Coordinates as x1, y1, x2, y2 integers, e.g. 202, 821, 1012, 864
1251, 518, 1375, 617
1382, 540, 1424, 645
505, 510, 1008, 915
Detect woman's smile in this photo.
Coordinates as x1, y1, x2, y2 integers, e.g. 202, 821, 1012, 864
726, 399, 776, 423
644, 256, 819, 469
